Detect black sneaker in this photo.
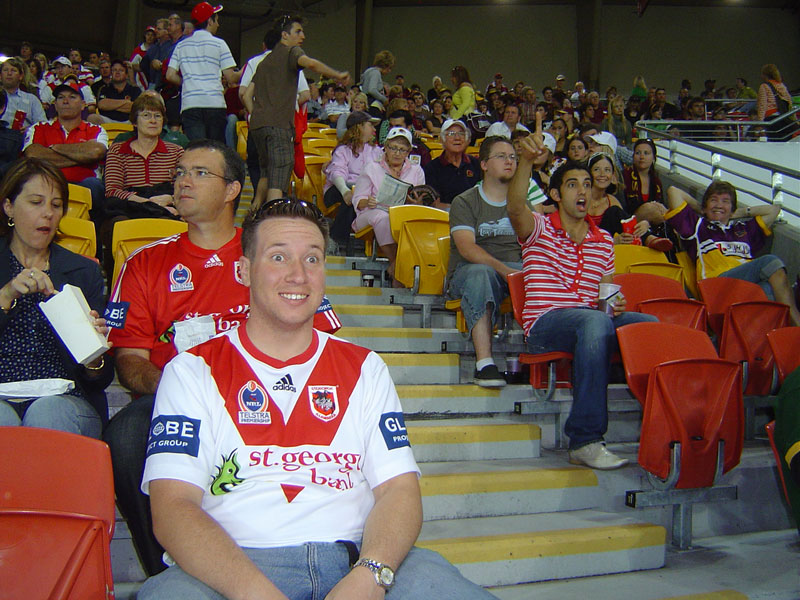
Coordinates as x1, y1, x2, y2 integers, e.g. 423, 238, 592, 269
473, 364, 507, 388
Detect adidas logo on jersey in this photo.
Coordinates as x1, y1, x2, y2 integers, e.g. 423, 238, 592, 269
273, 374, 296, 392
204, 254, 224, 269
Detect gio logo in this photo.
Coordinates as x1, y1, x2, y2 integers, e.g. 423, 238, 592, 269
379, 412, 410, 450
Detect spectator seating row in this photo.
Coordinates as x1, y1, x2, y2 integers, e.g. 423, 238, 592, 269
110, 218, 188, 289
66, 183, 92, 220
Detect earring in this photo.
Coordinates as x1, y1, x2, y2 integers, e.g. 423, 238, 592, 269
6, 217, 12, 227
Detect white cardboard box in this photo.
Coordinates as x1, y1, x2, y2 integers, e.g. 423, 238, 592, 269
39, 284, 109, 365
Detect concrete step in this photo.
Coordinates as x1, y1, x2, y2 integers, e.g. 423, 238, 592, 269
408, 418, 540, 461
333, 304, 405, 328
325, 268, 362, 287
399, 383, 536, 417
417, 510, 666, 587
335, 326, 476, 353
325, 285, 387, 305
380, 352, 461, 384
420, 457, 599, 520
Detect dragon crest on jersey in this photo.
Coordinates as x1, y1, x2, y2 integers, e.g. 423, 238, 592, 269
308, 385, 339, 422
237, 380, 272, 424
234, 260, 244, 285
169, 263, 195, 292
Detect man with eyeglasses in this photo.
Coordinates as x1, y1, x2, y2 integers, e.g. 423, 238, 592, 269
446, 136, 524, 388
423, 119, 481, 208
103, 139, 341, 576
137, 197, 498, 599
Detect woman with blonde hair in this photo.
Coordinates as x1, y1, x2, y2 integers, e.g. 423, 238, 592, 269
336, 91, 369, 139
449, 65, 476, 119
602, 95, 632, 148
631, 75, 647, 99
757, 63, 795, 140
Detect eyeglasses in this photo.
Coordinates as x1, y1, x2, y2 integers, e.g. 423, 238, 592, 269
138, 111, 164, 121
385, 145, 410, 154
171, 167, 232, 183
488, 153, 517, 162
445, 130, 466, 138
257, 197, 323, 219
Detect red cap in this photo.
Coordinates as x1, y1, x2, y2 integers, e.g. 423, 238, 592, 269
191, 1, 222, 24
145, 25, 156, 33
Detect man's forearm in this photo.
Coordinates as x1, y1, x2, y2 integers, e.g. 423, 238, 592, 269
457, 239, 517, 275
116, 353, 162, 395
98, 99, 128, 111
508, 157, 536, 238
666, 186, 700, 213
302, 57, 346, 82
50, 141, 106, 164
24, 143, 77, 167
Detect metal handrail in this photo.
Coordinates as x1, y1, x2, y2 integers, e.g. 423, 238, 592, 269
635, 114, 800, 220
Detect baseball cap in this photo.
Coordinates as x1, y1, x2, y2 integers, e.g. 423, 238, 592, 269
385, 127, 413, 146
441, 119, 467, 135
541, 132, 556, 154
345, 111, 379, 130
587, 131, 618, 154
145, 25, 156, 33
52, 78, 83, 99
53, 56, 72, 68
556, 74, 567, 81
191, 1, 223, 24
494, 72, 503, 79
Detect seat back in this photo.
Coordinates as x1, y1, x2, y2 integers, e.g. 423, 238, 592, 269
0, 427, 115, 599
639, 358, 743, 488
55, 216, 97, 258
101, 122, 133, 143
613, 244, 670, 274
719, 301, 789, 395
675, 250, 699, 298
697, 277, 768, 336
508, 270, 525, 328
766, 327, 800, 388
617, 322, 718, 404
613, 272, 686, 309
636, 298, 708, 331
765, 421, 793, 509
626, 261, 684, 283
66, 183, 92, 220
299, 155, 329, 214
388, 205, 450, 294
235, 120, 248, 160
111, 218, 188, 289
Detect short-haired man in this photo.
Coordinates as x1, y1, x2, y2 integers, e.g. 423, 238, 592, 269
130, 26, 157, 91
484, 103, 530, 139
423, 118, 480, 208
666, 182, 800, 326
103, 140, 341, 575
40, 57, 97, 110
23, 80, 107, 218
90, 59, 112, 99
166, 2, 237, 142
320, 84, 350, 125
244, 15, 349, 208
652, 88, 680, 120
136, 197, 497, 600
446, 136, 523, 388
140, 18, 172, 90
0, 57, 45, 132
508, 131, 658, 469
91, 59, 141, 124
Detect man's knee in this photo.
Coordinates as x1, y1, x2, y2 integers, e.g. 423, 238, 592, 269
103, 395, 155, 458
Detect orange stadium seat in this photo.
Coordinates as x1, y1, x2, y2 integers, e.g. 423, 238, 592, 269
697, 277, 768, 337
613, 273, 707, 330
766, 327, 800, 389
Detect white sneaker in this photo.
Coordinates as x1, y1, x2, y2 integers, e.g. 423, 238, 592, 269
569, 442, 629, 470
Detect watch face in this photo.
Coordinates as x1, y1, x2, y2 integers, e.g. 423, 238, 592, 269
378, 566, 394, 587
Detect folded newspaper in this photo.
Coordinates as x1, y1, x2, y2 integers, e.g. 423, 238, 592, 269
376, 173, 411, 210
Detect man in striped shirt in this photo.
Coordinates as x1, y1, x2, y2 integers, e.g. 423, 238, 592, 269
166, 2, 237, 142
509, 138, 657, 470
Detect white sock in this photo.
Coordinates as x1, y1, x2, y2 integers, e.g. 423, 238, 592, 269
475, 358, 495, 371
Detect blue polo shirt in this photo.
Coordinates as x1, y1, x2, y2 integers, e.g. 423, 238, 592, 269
423, 152, 482, 206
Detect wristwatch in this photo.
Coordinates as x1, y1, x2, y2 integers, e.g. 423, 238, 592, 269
353, 557, 395, 590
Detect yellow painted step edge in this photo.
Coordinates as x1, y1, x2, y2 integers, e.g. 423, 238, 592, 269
408, 423, 539, 445
656, 592, 748, 600
380, 354, 458, 367
398, 384, 501, 398
419, 468, 597, 496
334, 304, 403, 316
336, 327, 433, 339
326, 286, 382, 296
326, 269, 362, 276
418, 523, 666, 564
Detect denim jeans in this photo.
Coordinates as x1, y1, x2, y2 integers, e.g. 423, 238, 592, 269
77, 176, 106, 226
526, 307, 658, 449
138, 543, 498, 599
0, 394, 101, 438
719, 254, 785, 301
447, 262, 522, 332
181, 107, 227, 143
102, 394, 166, 575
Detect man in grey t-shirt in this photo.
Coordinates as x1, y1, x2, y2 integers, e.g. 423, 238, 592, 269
243, 15, 349, 209
447, 136, 522, 387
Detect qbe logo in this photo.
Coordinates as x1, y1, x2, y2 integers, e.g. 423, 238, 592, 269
379, 412, 410, 450
146, 415, 201, 457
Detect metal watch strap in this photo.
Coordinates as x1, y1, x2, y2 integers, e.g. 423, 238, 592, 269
353, 557, 395, 589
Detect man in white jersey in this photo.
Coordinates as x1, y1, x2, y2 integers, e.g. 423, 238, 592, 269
138, 198, 497, 599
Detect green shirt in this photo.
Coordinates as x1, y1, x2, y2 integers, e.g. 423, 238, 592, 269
774, 367, 800, 526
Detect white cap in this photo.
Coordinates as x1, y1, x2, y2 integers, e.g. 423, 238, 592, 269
541, 132, 556, 154
385, 126, 413, 146
587, 131, 618, 154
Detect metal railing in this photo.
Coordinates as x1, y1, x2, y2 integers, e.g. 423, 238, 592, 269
635, 113, 800, 222
637, 106, 800, 142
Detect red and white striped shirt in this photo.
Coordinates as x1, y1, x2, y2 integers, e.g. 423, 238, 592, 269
520, 211, 614, 335
104, 138, 183, 201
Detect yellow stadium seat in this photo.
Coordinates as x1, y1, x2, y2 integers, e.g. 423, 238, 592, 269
626, 261, 684, 283
675, 250, 699, 298
305, 127, 337, 140
305, 138, 337, 160
388, 205, 450, 294
426, 141, 443, 152
236, 120, 248, 160
354, 225, 388, 258
111, 218, 188, 289
297, 156, 333, 216
66, 184, 92, 220
101, 122, 134, 143
439, 234, 468, 330
55, 216, 97, 258
614, 244, 669, 273
306, 122, 329, 132
466, 145, 480, 157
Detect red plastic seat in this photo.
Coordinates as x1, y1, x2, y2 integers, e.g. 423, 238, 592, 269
614, 272, 707, 330
697, 277, 768, 337
766, 327, 800, 388
639, 358, 743, 488
636, 298, 708, 331
0, 427, 115, 599
617, 322, 718, 405
507, 271, 572, 392
718, 301, 789, 395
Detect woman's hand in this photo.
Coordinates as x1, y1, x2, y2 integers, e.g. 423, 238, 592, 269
3, 268, 56, 302
632, 219, 650, 238
365, 196, 378, 210
88, 309, 111, 338
615, 233, 636, 245
343, 189, 354, 206
149, 194, 179, 216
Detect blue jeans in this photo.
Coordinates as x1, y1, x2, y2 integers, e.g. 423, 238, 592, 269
720, 254, 785, 301
181, 107, 227, 143
77, 176, 106, 225
526, 308, 658, 449
447, 262, 522, 331
0, 394, 101, 438
138, 543, 497, 599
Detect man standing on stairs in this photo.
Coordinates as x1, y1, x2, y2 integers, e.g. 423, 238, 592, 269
446, 136, 523, 388
103, 141, 340, 577
136, 198, 498, 599
507, 126, 657, 470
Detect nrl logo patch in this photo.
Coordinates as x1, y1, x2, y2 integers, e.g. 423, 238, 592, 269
237, 380, 271, 424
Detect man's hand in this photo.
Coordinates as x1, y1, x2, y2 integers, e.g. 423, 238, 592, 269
518, 112, 548, 164
324, 565, 385, 600
632, 219, 649, 238
612, 294, 627, 316
336, 71, 351, 87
